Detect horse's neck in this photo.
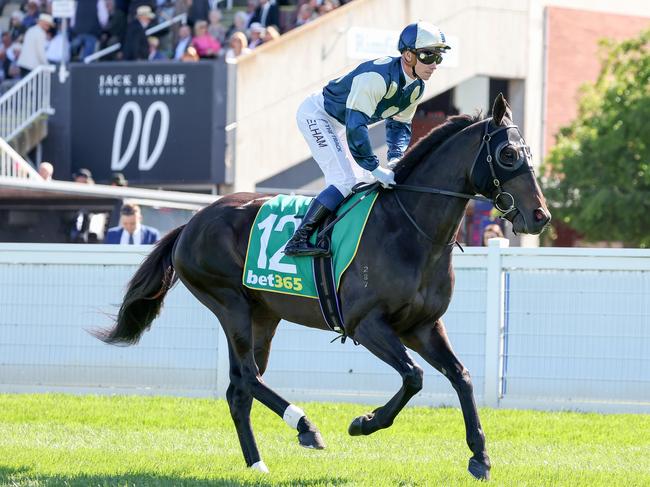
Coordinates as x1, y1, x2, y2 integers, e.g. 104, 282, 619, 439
397, 138, 478, 247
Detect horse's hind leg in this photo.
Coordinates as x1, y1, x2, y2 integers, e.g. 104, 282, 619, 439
402, 319, 491, 481
228, 305, 326, 451
251, 310, 325, 450
347, 314, 424, 436
225, 344, 264, 470
178, 283, 268, 471
180, 270, 325, 466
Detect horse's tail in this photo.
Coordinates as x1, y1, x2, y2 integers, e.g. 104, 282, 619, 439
92, 224, 186, 345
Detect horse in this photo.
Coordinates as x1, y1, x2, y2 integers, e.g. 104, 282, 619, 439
93, 94, 550, 481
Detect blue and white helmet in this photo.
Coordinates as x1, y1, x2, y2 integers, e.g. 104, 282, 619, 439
398, 21, 450, 52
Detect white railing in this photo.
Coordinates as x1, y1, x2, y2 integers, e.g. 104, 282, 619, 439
0, 174, 218, 208
0, 137, 41, 179
84, 14, 187, 63
1, 242, 649, 413
0, 65, 55, 142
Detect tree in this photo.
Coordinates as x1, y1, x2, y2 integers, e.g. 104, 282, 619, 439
543, 28, 650, 247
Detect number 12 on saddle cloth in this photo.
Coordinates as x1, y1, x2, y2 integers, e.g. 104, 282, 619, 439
243, 193, 379, 298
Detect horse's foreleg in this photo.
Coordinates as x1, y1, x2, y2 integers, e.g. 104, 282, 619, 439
347, 316, 424, 436
402, 319, 491, 481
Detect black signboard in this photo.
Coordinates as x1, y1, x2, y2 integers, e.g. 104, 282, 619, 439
69, 61, 228, 186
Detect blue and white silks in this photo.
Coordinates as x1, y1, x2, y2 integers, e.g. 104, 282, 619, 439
295, 56, 424, 197
322, 56, 424, 170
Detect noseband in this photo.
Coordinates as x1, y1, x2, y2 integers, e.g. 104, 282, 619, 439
388, 118, 533, 245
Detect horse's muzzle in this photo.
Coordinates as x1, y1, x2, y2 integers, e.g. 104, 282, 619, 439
503, 206, 551, 235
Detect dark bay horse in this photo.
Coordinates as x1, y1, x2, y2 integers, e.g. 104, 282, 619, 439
94, 94, 550, 480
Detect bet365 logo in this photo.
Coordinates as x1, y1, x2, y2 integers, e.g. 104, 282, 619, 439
246, 270, 303, 291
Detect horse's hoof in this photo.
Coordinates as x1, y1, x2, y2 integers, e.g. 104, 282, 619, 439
348, 416, 365, 436
250, 460, 269, 473
468, 458, 490, 481
298, 429, 326, 449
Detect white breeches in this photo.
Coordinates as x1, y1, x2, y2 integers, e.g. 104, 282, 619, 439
296, 93, 372, 196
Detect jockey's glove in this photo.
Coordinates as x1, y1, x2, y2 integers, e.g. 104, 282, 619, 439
387, 158, 400, 170
371, 166, 396, 188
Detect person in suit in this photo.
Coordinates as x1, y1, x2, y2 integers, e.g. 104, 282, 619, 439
247, 0, 279, 30
173, 24, 192, 60
147, 36, 167, 60
105, 203, 160, 245
122, 5, 155, 60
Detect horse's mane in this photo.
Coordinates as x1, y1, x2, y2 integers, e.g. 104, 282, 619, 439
395, 113, 483, 181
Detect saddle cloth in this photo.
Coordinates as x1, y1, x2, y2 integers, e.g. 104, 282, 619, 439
243, 192, 378, 298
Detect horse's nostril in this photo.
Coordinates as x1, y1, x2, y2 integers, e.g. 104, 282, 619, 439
534, 208, 549, 223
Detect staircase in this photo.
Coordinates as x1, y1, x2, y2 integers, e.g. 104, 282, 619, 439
0, 64, 55, 160
0, 136, 42, 179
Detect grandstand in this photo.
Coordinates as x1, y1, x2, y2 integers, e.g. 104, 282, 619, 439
0, 0, 647, 244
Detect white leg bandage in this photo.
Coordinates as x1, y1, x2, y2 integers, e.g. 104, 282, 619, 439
282, 404, 305, 429
250, 460, 269, 473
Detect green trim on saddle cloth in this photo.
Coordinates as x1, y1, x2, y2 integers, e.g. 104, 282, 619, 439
243, 192, 379, 298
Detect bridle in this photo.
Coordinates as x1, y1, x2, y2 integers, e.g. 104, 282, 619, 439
389, 118, 533, 245
318, 118, 534, 246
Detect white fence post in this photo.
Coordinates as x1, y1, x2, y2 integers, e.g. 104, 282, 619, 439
483, 237, 509, 407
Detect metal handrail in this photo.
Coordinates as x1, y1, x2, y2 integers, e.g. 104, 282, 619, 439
0, 65, 55, 141
0, 175, 219, 208
0, 137, 42, 179
84, 13, 188, 64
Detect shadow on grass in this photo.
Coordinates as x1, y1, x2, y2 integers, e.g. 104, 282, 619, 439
0, 466, 352, 486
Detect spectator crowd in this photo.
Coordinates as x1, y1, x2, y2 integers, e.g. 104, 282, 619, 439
0, 0, 351, 88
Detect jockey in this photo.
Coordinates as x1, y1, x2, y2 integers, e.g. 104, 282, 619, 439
284, 21, 451, 257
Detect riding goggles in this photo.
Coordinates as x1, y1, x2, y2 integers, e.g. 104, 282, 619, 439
413, 48, 444, 65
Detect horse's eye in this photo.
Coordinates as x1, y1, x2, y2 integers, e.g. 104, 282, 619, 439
503, 148, 516, 160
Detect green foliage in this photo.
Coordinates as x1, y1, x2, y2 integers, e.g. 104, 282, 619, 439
543, 28, 650, 246
1, 394, 650, 486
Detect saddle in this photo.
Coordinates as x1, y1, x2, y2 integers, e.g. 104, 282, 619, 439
312, 183, 380, 340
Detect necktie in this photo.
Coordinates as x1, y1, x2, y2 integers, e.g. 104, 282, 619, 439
128, 233, 134, 245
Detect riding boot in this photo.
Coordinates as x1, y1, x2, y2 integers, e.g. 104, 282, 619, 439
284, 200, 332, 257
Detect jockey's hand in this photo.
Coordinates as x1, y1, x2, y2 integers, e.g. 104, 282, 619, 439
371, 166, 396, 188
387, 158, 400, 170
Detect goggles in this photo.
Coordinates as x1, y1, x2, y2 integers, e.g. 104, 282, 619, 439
413, 49, 444, 65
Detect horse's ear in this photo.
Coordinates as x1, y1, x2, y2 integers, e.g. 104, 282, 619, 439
492, 93, 512, 125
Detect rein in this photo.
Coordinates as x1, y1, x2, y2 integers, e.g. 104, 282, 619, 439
317, 119, 530, 248
390, 118, 527, 244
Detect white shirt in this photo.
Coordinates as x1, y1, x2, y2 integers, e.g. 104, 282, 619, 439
174, 37, 191, 60
17, 24, 48, 71
46, 33, 68, 63
260, 2, 271, 26
120, 225, 142, 245
225, 47, 251, 60
402, 63, 417, 87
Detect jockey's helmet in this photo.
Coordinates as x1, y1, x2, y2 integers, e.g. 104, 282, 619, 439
398, 21, 451, 53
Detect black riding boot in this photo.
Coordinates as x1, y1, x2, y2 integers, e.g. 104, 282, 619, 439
284, 200, 332, 257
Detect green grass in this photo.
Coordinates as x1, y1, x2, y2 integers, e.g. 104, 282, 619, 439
0, 394, 649, 486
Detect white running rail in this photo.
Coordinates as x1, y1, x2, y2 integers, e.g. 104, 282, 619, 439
0, 65, 55, 142
0, 136, 41, 179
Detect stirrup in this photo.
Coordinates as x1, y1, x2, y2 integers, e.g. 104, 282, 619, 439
284, 241, 330, 257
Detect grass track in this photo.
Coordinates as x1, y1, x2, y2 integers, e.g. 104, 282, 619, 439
0, 394, 649, 486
